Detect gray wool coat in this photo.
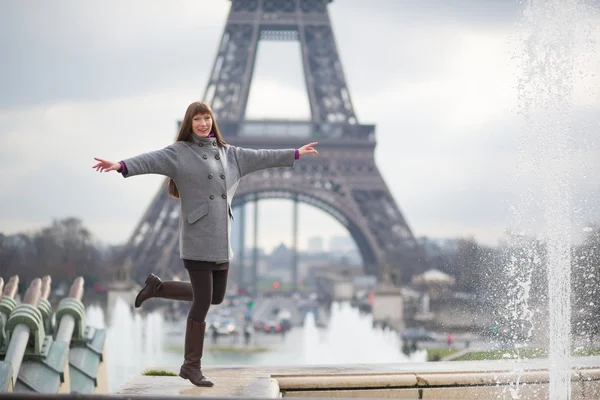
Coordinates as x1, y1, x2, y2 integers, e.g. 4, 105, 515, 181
122, 134, 296, 263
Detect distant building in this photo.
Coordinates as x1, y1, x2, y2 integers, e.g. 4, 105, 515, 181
269, 243, 291, 266
328, 235, 354, 252
307, 236, 324, 253
417, 236, 459, 258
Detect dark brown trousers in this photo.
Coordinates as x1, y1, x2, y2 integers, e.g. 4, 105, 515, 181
184, 265, 229, 322
134, 260, 229, 322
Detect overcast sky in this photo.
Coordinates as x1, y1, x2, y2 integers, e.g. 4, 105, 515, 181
1, 0, 599, 254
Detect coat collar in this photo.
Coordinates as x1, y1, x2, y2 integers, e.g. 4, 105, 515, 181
190, 133, 217, 146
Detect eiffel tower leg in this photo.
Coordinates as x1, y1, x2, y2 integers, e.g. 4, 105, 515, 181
300, 24, 357, 124
203, 21, 260, 121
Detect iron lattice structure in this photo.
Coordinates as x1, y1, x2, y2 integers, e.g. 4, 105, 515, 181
121, 0, 427, 285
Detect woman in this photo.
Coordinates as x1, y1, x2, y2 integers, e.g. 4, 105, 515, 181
93, 101, 318, 387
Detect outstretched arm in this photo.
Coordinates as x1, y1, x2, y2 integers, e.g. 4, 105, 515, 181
232, 142, 319, 178
92, 144, 179, 178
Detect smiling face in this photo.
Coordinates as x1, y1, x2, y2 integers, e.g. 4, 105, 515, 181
192, 113, 212, 137
176, 102, 225, 146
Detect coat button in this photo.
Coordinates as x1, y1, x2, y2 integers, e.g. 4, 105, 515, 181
212, 141, 217, 146
222, 194, 227, 199
215, 155, 220, 160
210, 195, 214, 200
208, 174, 213, 179
220, 174, 225, 179
199, 143, 204, 147
202, 154, 208, 159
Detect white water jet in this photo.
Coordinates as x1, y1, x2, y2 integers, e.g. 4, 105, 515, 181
86, 304, 106, 329
302, 311, 323, 364
86, 298, 166, 392
515, 0, 596, 398
301, 302, 414, 364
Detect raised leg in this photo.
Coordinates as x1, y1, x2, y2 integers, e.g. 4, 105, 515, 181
134, 273, 193, 308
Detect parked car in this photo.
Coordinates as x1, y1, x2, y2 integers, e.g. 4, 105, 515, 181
276, 309, 292, 333
401, 327, 437, 342
213, 319, 237, 336
263, 320, 283, 334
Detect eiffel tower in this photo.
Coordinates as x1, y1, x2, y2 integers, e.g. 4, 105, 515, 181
121, 0, 426, 290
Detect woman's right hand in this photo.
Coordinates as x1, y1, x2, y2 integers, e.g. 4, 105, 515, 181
93, 157, 121, 173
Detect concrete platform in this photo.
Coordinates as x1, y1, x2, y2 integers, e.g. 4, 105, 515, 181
119, 357, 600, 399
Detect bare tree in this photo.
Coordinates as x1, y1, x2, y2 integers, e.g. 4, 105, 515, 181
0, 218, 106, 290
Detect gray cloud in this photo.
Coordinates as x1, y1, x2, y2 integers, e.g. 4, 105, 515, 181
0, 1, 227, 108
330, 0, 521, 24
0, 0, 522, 110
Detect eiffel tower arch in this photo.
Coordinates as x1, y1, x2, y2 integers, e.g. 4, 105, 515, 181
121, 0, 426, 288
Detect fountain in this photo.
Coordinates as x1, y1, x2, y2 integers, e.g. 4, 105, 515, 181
321, 302, 422, 364
86, 299, 169, 393
511, 0, 598, 398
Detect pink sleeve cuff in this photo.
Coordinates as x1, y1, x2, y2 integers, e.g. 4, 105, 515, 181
119, 161, 128, 176
295, 149, 299, 160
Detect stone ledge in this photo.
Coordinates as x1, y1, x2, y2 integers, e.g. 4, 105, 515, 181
119, 357, 600, 398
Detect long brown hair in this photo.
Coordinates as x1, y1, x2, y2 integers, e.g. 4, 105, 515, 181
168, 102, 227, 199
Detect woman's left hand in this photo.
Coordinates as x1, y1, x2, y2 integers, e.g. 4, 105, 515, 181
298, 142, 319, 157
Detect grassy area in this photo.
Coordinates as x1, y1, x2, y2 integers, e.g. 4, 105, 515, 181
574, 347, 600, 357
452, 347, 600, 361
452, 348, 545, 361
427, 348, 462, 361
143, 369, 178, 376
165, 344, 270, 354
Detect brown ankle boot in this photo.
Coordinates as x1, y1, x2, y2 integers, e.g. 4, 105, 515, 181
179, 319, 214, 387
134, 274, 193, 308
